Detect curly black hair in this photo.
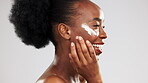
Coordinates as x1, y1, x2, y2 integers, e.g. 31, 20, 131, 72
9, 0, 85, 49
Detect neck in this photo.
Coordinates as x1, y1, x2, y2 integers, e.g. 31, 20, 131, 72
51, 41, 78, 82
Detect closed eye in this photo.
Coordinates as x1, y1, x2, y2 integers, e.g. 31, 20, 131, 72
93, 25, 105, 28
92, 25, 106, 29
93, 25, 100, 27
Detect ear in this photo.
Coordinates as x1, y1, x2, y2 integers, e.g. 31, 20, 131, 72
57, 23, 71, 39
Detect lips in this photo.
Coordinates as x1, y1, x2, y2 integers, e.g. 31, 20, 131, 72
92, 43, 104, 55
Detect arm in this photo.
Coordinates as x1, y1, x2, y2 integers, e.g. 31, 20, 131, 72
79, 73, 102, 83
87, 74, 103, 83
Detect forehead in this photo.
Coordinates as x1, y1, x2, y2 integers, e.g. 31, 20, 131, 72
74, 1, 104, 23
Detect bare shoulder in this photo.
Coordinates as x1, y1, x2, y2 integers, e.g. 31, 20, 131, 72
44, 75, 66, 83
36, 66, 66, 83
36, 75, 66, 83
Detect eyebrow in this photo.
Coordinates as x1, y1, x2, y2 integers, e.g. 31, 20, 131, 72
88, 18, 104, 22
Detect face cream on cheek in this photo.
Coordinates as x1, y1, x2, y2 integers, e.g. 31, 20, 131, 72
81, 23, 99, 36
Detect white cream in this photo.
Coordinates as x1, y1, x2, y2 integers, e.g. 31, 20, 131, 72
81, 23, 99, 36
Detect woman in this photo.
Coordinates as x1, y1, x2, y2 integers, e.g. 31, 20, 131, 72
9, 0, 107, 83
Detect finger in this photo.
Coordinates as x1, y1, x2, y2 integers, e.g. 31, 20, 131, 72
75, 36, 87, 65
78, 36, 92, 62
86, 40, 97, 62
69, 53, 78, 72
69, 53, 76, 67
70, 42, 81, 66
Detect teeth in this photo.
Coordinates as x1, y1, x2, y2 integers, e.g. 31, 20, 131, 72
92, 44, 103, 48
92, 44, 103, 51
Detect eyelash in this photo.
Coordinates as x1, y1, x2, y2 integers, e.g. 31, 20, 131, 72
93, 25, 100, 27
93, 25, 105, 28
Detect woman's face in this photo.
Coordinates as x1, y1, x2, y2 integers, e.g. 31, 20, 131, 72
70, 1, 107, 55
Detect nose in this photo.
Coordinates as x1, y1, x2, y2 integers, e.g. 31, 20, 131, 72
99, 26, 107, 39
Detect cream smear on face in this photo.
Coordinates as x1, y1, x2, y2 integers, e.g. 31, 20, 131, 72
81, 23, 99, 36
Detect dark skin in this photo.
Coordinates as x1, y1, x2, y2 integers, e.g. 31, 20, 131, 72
37, 1, 107, 83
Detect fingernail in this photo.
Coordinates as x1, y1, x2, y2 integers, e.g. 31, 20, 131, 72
79, 36, 82, 40
76, 36, 79, 39
86, 40, 90, 43
71, 42, 74, 46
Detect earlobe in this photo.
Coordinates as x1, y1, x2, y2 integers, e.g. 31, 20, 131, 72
58, 23, 71, 40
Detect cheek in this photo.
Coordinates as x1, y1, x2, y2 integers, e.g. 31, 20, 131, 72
81, 23, 99, 36
80, 23, 98, 42
71, 23, 98, 43
77, 28, 97, 43
85, 35, 97, 43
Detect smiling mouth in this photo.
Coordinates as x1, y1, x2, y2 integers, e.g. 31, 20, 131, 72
92, 43, 104, 55
92, 44, 103, 50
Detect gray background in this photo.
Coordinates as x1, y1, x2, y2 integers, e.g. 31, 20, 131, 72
0, 0, 148, 83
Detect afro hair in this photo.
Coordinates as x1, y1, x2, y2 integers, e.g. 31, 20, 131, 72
9, 0, 82, 49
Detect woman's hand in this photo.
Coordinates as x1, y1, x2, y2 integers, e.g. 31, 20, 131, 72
69, 36, 102, 83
